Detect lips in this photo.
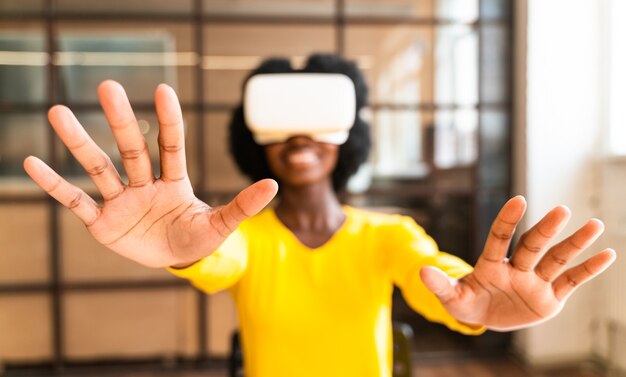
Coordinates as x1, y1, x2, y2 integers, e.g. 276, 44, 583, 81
285, 148, 319, 167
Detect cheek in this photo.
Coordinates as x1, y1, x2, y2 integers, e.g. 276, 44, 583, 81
322, 146, 340, 169
264, 145, 283, 171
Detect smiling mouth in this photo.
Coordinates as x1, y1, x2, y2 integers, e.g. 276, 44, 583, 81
286, 149, 319, 166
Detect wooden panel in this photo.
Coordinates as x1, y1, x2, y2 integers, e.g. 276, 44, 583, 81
0, 294, 52, 361
0, 204, 49, 284
204, 112, 251, 193
64, 288, 198, 359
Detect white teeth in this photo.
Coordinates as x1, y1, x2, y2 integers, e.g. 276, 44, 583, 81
287, 150, 318, 164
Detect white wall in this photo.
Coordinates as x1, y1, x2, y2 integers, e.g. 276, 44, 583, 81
514, 0, 626, 370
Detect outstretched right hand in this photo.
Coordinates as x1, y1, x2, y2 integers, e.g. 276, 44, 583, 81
24, 80, 278, 268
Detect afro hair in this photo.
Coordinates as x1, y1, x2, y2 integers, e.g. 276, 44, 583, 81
228, 53, 371, 193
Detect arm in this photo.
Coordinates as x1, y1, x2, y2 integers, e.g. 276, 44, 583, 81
385, 216, 486, 335
167, 227, 249, 294
24, 80, 277, 269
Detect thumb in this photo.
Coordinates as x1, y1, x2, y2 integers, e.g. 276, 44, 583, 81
232, 179, 278, 217
420, 266, 459, 304
218, 179, 278, 231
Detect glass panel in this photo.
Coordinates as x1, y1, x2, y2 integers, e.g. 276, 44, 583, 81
204, 0, 334, 18
203, 24, 335, 104
610, 0, 626, 154
0, 295, 52, 361
480, 24, 510, 104
434, 108, 478, 168
0, 0, 43, 15
370, 109, 432, 178
0, 204, 49, 284
436, 0, 479, 22
345, 0, 434, 18
476, 189, 508, 257
56, 111, 200, 187
0, 22, 46, 104
56, 22, 197, 104
480, 0, 512, 20
429, 194, 473, 260
345, 26, 434, 105
204, 111, 254, 193
54, 0, 193, 15
478, 110, 509, 187
435, 25, 478, 106
0, 112, 48, 179
64, 289, 195, 358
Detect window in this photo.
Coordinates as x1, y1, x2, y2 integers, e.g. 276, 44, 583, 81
608, 0, 626, 155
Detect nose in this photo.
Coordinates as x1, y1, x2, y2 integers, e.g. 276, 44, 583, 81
285, 135, 315, 146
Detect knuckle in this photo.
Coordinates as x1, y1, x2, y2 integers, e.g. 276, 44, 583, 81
159, 144, 183, 153
535, 268, 551, 282
67, 192, 82, 209
47, 178, 63, 193
567, 276, 579, 287
209, 210, 229, 239
128, 177, 153, 188
550, 253, 568, 266
490, 228, 512, 241
567, 238, 585, 251
86, 158, 111, 176
120, 144, 147, 160
110, 118, 135, 130
521, 239, 542, 253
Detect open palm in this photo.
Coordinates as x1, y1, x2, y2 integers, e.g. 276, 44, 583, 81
24, 80, 277, 268
421, 196, 616, 331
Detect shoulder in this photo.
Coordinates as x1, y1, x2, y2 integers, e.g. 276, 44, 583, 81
237, 207, 277, 235
344, 206, 424, 235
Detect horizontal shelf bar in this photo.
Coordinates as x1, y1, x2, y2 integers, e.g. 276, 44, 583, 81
0, 282, 50, 294
0, 183, 511, 204
0, 279, 190, 295
63, 279, 190, 291
0, 102, 510, 113
0, 13, 510, 26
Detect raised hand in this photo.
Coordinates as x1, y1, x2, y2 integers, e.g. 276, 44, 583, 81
420, 196, 616, 331
24, 80, 277, 268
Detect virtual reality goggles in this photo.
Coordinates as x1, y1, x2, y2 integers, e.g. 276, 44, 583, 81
243, 73, 356, 145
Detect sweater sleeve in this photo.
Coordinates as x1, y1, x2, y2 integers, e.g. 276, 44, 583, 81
384, 215, 486, 335
166, 228, 249, 294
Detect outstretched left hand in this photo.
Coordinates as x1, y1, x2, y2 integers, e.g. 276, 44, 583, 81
420, 196, 616, 331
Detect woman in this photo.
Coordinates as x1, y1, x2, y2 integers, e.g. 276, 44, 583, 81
24, 54, 615, 377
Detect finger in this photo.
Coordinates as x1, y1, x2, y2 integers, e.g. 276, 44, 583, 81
534, 219, 604, 282
24, 156, 100, 226
553, 249, 616, 301
48, 105, 124, 200
509, 205, 571, 272
155, 84, 187, 182
420, 266, 459, 305
98, 80, 153, 187
209, 179, 278, 238
479, 195, 526, 264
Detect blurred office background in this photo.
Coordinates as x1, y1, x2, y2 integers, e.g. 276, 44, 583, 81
0, 0, 624, 376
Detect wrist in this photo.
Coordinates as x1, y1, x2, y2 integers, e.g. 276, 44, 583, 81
169, 259, 201, 269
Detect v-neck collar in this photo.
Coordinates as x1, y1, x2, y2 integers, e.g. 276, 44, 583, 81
268, 206, 352, 252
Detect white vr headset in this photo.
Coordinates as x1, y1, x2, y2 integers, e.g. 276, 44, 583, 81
243, 73, 357, 145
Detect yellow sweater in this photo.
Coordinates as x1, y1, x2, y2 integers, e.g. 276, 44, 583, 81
168, 206, 484, 377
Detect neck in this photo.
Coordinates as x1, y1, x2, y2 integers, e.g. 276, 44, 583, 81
275, 179, 344, 232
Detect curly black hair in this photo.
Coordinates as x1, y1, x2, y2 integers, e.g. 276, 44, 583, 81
228, 53, 371, 193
